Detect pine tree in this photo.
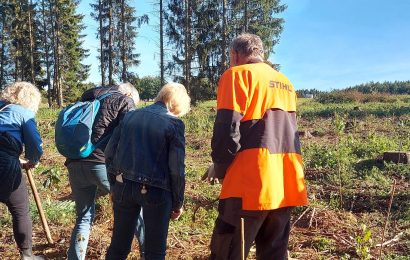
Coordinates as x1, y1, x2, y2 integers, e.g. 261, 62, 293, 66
38, 0, 90, 106
38, 0, 54, 106
92, 0, 147, 85
55, 0, 90, 104
0, 2, 14, 88
114, 0, 148, 82
165, 0, 287, 101
159, 0, 164, 86
90, 0, 108, 86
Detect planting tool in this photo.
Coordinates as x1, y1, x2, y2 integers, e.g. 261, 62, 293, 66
241, 217, 245, 260
26, 168, 54, 244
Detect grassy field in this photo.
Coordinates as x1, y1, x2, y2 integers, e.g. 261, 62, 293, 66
1, 96, 409, 259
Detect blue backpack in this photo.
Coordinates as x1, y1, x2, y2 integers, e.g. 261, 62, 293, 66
55, 92, 112, 159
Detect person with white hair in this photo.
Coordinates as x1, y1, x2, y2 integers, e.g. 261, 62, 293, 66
0, 82, 44, 259
104, 83, 191, 260
65, 83, 139, 260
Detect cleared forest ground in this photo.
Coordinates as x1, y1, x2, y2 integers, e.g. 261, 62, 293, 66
1, 97, 409, 259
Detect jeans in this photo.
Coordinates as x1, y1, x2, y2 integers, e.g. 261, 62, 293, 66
67, 162, 110, 260
106, 179, 172, 260
135, 209, 145, 257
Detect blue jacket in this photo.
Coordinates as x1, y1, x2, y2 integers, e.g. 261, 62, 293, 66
105, 102, 186, 209
0, 101, 43, 163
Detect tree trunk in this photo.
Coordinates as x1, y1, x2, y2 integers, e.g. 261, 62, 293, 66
0, 10, 5, 86
160, 0, 164, 86
49, 0, 56, 104
53, 3, 63, 107
222, 0, 227, 70
41, 0, 52, 107
12, 4, 20, 81
99, 0, 105, 86
244, 0, 248, 32
120, 0, 126, 82
184, 0, 191, 93
28, 0, 35, 84
108, 0, 113, 85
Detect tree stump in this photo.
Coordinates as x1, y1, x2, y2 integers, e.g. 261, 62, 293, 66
382, 151, 410, 164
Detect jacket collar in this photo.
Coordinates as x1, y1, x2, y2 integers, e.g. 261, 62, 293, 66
153, 101, 177, 117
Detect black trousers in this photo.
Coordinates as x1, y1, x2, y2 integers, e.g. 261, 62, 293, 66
210, 198, 292, 260
1, 174, 32, 250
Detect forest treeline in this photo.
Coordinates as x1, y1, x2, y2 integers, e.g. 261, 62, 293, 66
297, 80, 410, 98
0, 0, 287, 106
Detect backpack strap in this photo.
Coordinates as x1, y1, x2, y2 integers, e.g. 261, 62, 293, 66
0, 102, 11, 111
96, 92, 113, 101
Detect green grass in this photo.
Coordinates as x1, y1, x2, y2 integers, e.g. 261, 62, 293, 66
1, 96, 409, 259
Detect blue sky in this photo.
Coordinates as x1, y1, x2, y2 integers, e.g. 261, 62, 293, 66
79, 0, 410, 91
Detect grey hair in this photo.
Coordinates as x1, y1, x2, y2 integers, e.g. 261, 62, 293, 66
118, 82, 140, 105
0, 81, 41, 113
230, 33, 264, 60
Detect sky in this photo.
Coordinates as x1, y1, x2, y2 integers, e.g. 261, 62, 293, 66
79, 0, 410, 91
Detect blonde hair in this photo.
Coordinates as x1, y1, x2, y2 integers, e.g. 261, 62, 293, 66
155, 83, 191, 117
0, 81, 41, 113
230, 33, 264, 60
118, 82, 140, 106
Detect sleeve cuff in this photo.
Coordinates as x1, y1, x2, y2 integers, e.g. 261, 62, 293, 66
213, 162, 231, 179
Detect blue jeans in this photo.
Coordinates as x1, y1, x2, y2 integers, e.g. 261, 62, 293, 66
67, 162, 110, 260
135, 209, 145, 257
106, 179, 172, 260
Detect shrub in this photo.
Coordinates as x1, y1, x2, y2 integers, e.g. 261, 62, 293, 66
316, 91, 401, 104
351, 132, 395, 158
183, 105, 215, 134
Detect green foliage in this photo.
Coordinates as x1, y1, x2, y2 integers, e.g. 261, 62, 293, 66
332, 113, 346, 135
182, 104, 215, 134
383, 163, 410, 179
30, 199, 75, 225
351, 132, 395, 158
0, 204, 12, 226
317, 91, 401, 104
383, 256, 410, 260
0, 0, 43, 86
64, 82, 94, 104
311, 236, 335, 252
355, 224, 373, 260
165, 0, 286, 102
41, 168, 62, 189
299, 98, 410, 118
91, 0, 148, 84
317, 91, 358, 104
132, 76, 162, 100
303, 143, 338, 169
2, 96, 409, 258
345, 80, 410, 95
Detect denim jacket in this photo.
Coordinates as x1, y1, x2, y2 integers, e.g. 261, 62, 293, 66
105, 102, 186, 209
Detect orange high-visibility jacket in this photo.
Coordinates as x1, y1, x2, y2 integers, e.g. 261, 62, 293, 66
211, 62, 308, 210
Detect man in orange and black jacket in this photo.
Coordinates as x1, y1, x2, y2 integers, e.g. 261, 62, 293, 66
207, 33, 308, 260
